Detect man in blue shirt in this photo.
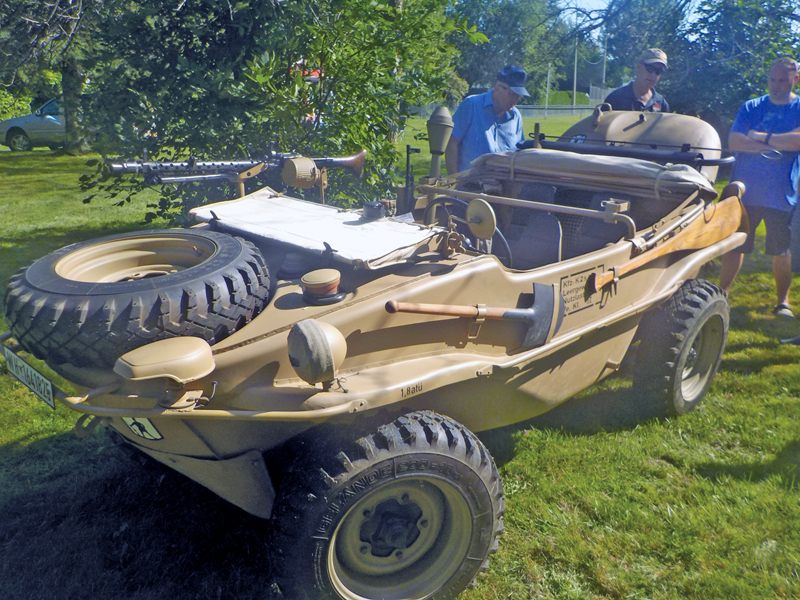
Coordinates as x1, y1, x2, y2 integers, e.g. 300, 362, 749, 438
445, 65, 528, 174
719, 57, 800, 317
604, 49, 670, 113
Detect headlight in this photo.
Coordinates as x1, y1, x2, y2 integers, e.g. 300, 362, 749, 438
287, 320, 347, 387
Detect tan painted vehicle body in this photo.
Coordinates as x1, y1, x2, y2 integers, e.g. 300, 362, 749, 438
2, 107, 745, 600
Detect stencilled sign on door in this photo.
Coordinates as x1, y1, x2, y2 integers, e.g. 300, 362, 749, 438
559, 265, 604, 315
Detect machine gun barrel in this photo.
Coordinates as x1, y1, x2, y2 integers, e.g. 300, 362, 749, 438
108, 149, 367, 200
310, 149, 367, 177
108, 149, 366, 177
108, 160, 269, 175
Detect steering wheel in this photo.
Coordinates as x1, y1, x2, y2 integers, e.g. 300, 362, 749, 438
423, 196, 513, 268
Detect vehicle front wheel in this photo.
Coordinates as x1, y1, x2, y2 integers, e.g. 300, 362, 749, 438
634, 279, 729, 416
8, 130, 31, 151
268, 411, 504, 600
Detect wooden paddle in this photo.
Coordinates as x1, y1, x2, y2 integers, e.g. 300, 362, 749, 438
589, 195, 743, 293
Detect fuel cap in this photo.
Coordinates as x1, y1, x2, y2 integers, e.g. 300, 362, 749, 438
301, 269, 346, 305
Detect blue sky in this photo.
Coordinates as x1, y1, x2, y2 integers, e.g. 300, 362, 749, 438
573, 0, 610, 12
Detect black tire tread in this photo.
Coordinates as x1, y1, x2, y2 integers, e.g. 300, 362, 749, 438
634, 279, 728, 416
5, 231, 271, 369
267, 410, 505, 600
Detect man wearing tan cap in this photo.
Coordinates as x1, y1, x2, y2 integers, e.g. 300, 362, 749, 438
604, 48, 670, 112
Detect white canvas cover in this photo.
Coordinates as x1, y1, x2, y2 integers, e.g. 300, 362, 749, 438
190, 189, 445, 269
468, 148, 718, 202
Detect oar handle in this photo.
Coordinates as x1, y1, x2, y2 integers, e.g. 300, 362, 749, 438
385, 301, 507, 320
590, 196, 742, 293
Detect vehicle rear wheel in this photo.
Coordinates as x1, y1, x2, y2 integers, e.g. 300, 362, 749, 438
8, 130, 31, 151
633, 279, 728, 416
5, 229, 271, 370
268, 411, 505, 600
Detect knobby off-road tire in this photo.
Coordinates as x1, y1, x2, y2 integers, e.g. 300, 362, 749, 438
634, 279, 729, 417
268, 411, 505, 600
5, 229, 271, 370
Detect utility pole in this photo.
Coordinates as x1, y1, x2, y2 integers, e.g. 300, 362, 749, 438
572, 38, 578, 115
602, 33, 607, 87
545, 63, 551, 119
572, 0, 578, 115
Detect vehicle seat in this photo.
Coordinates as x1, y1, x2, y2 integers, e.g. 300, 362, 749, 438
503, 210, 563, 270
561, 193, 630, 258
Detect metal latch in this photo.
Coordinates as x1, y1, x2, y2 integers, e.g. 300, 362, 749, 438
467, 304, 487, 340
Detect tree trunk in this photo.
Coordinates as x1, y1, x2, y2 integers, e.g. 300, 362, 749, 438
61, 55, 90, 155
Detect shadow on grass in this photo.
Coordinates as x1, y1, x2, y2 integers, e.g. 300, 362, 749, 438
727, 304, 800, 341
0, 431, 278, 600
479, 383, 657, 466
695, 440, 800, 490
479, 344, 657, 464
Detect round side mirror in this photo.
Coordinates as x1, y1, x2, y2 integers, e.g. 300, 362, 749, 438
465, 198, 497, 240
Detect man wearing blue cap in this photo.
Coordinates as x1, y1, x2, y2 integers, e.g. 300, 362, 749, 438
445, 65, 529, 174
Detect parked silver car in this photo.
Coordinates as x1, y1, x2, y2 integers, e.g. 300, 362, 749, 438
0, 98, 64, 151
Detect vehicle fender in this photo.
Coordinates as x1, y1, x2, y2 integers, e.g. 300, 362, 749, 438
647, 232, 746, 303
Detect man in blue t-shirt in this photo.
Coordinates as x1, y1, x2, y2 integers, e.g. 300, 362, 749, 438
719, 57, 800, 318
445, 65, 528, 174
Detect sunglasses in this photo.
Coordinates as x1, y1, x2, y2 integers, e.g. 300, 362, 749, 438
643, 63, 665, 76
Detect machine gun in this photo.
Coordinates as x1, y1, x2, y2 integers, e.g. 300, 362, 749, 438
109, 149, 367, 201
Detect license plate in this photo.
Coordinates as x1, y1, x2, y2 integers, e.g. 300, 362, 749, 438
2, 345, 56, 409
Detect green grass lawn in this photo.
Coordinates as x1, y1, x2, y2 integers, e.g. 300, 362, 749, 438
1, 126, 799, 600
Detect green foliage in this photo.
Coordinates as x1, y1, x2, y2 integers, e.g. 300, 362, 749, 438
602, 0, 692, 88
81, 0, 473, 223
452, 0, 564, 98
0, 0, 101, 154
664, 0, 800, 123
0, 89, 32, 120
0, 0, 81, 87
555, 37, 607, 95
600, 0, 800, 125
547, 90, 590, 105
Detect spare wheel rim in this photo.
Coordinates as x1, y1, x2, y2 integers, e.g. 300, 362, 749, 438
53, 234, 219, 283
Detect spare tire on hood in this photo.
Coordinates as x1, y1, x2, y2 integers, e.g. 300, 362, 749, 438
5, 229, 271, 370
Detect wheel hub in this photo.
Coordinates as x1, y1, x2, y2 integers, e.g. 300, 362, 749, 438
329, 477, 475, 597
53, 234, 217, 283
359, 498, 422, 557
680, 315, 724, 399
685, 343, 699, 373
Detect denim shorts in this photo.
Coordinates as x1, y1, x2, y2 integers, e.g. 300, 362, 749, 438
739, 205, 792, 255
